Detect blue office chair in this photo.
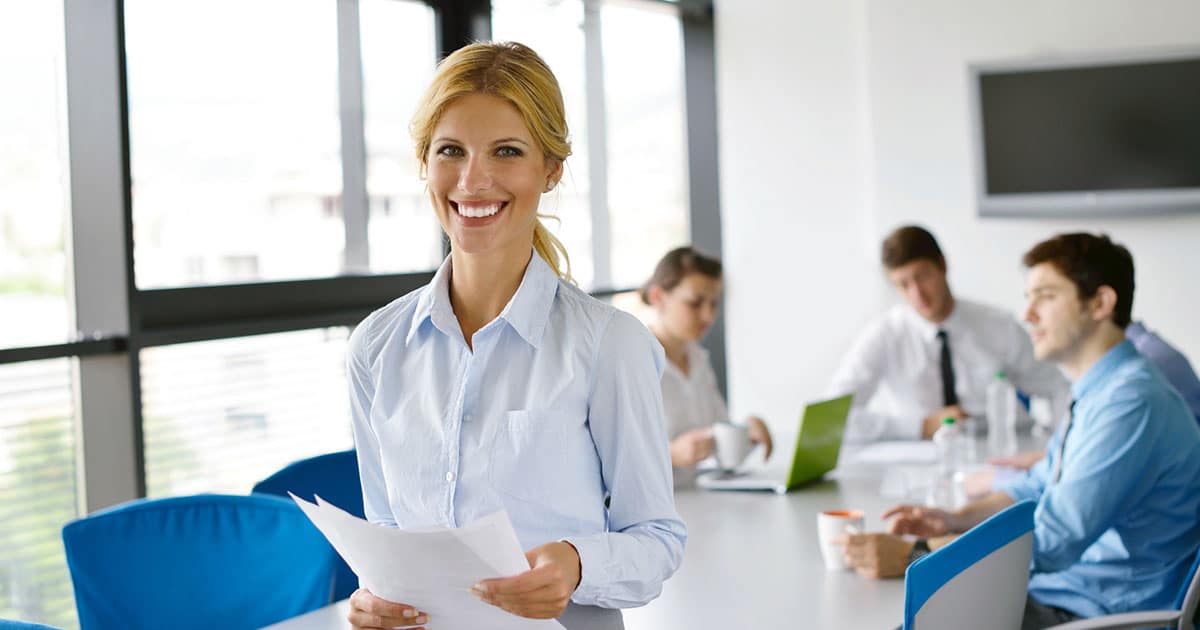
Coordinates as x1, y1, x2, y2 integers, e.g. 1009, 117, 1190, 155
0, 619, 59, 629
252, 449, 363, 600
903, 499, 1036, 630
1045, 547, 1200, 630
62, 494, 336, 630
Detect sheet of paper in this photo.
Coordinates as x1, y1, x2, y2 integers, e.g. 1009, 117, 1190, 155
292, 494, 565, 630
845, 440, 938, 465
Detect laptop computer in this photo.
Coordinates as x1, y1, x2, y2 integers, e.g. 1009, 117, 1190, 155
696, 394, 853, 494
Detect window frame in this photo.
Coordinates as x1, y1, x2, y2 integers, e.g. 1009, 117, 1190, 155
0, 0, 723, 512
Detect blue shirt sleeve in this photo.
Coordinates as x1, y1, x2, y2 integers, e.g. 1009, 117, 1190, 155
564, 312, 687, 608
1021, 394, 1158, 573
999, 443, 1050, 504
347, 316, 398, 528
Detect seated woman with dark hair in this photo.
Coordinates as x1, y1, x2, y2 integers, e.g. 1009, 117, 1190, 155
641, 246, 772, 471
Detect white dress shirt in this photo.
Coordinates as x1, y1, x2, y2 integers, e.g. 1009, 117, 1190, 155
661, 341, 729, 440
828, 298, 1070, 442
347, 252, 686, 621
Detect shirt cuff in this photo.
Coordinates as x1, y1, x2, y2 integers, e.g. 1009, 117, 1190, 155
561, 534, 607, 605
997, 475, 1038, 503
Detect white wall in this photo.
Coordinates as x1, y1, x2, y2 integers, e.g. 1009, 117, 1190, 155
714, 0, 883, 430
716, 0, 1200, 431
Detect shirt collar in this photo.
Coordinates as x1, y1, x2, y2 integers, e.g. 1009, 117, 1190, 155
907, 302, 960, 343
405, 251, 559, 349
406, 255, 456, 345
498, 251, 559, 349
1071, 339, 1138, 402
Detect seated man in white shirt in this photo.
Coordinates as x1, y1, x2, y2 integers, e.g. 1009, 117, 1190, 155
830, 225, 1069, 442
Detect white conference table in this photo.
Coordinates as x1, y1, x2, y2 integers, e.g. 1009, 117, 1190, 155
267, 442, 1024, 630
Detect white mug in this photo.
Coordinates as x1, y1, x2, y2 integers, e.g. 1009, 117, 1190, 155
817, 509, 865, 570
711, 421, 753, 471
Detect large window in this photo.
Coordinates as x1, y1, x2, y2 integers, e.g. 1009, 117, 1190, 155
124, 0, 344, 288
0, 1, 71, 348
142, 329, 353, 497
361, 0, 444, 273
0, 360, 78, 629
600, 2, 690, 288
0, 3, 716, 628
492, 0, 598, 287
0, 3, 80, 627
494, 0, 690, 291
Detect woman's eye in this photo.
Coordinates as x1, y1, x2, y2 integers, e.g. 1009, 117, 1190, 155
496, 145, 522, 157
436, 145, 463, 157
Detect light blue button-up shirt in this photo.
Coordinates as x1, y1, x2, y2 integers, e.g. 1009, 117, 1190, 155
347, 251, 686, 614
1001, 340, 1200, 618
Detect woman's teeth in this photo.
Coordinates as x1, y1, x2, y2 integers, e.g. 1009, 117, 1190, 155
456, 202, 502, 218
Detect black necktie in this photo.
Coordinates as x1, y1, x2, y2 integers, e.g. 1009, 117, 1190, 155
1051, 400, 1076, 484
937, 330, 958, 407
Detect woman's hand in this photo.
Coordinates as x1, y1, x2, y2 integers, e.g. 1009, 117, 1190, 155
472, 541, 582, 619
347, 588, 429, 630
745, 415, 773, 459
669, 427, 715, 467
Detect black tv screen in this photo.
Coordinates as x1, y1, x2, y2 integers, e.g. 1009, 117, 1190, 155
975, 54, 1200, 214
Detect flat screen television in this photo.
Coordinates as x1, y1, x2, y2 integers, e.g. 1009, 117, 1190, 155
970, 49, 1200, 217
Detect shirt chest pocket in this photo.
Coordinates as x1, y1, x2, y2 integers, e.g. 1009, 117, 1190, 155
489, 407, 592, 506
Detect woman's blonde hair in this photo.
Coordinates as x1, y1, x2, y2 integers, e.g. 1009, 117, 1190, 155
411, 41, 573, 280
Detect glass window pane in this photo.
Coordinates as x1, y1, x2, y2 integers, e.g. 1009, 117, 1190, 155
601, 3, 690, 288
492, 0, 597, 288
124, 0, 343, 288
0, 2, 71, 348
141, 328, 353, 497
361, 0, 443, 274
0, 359, 79, 629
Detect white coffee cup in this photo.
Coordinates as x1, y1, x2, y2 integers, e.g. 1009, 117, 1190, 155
711, 421, 753, 471
817, 509, 865, 570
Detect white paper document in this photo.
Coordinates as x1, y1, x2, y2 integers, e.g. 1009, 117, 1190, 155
290, 494, 565, 630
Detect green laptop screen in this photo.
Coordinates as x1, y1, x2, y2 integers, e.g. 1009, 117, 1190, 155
785, 394, 853, 489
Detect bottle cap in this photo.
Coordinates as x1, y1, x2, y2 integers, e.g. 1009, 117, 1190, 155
995, 370, 1007, 379
942, 417, 956, 425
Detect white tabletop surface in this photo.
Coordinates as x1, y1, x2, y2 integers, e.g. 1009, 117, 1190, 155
265, 461, 925, 630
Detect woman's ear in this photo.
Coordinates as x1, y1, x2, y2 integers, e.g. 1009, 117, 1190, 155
647, 285, 666, 308
545, 159, 564, 189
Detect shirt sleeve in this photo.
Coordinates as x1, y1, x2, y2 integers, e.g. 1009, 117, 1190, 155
564, 312, 687, 608
829, 322, 923, 442
346, 317, 398, 528
998, 439, 1051, 502
1017, 394, 1158, 573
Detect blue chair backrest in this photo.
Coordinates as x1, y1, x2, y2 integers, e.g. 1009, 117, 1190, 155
0, 619, 59, 630
252, 449, 363, 600
904, 500, 1037, 630
62, 494, 336, 630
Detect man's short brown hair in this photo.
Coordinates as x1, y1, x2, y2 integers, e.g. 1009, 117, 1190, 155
1022, 233, 1135, 329
881, 225, 945, 270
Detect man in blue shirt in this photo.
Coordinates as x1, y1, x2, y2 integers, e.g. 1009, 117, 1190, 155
839, 233, 1200, 629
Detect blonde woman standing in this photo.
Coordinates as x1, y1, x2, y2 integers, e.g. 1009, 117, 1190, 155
345, 42, 685, 630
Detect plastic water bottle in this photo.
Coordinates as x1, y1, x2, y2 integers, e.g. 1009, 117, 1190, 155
987, 371, 1019, 457
927, 418, 967, 509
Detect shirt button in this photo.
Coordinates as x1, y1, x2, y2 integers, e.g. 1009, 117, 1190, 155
464, 413, 473, 423
446, 471, 456, 482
